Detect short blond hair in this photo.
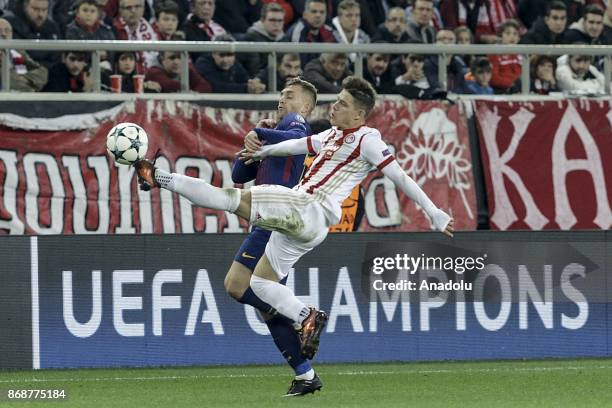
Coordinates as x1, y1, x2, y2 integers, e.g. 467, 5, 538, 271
284, 77, 318, 109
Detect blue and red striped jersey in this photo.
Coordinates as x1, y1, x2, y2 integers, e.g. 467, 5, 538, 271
232, 113, 310, 188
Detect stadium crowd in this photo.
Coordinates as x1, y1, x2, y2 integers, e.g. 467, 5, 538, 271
0, 0, 610, 95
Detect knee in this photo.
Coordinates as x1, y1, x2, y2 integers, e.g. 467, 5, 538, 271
249, 274, 265, 293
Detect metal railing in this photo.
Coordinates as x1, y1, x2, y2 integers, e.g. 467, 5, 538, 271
1, 39, 611, 95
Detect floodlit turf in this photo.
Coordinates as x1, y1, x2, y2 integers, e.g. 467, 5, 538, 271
0, 359, 611, 407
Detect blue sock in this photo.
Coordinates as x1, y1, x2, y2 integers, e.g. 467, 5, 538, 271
266, 314, 312, 376
238, 287, 274, 314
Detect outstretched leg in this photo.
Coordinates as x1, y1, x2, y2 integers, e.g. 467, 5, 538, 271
135, 161, 252, 220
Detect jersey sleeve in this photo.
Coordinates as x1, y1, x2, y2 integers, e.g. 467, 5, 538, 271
359, 130, 395, 170
254, 127, 305, 144
253, 113, 310, 145
231, 156, 259, 183
306, 128, 333, 155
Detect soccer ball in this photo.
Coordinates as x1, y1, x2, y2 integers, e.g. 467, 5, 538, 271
106, 122, 148, 165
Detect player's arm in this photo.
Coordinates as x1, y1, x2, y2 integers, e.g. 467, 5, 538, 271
254, 126, 307, 144
364, 134, 454, 236
231, 156, 258, 183
240, 131, 324, 163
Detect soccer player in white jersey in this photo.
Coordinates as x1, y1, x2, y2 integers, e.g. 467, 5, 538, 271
134, 76, 454, 393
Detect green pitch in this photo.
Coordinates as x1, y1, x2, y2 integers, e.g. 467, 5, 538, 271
1, 359, 611, 407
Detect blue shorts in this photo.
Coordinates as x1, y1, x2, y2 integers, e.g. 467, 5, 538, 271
233, 227, 272, 270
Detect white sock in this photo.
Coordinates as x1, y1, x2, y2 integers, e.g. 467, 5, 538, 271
295, 369, 315, 380
155, 169, 240, 212
250, 275, 310, 323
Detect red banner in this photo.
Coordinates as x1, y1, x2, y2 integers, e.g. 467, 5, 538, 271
475, 100, 612, 230
0, 99, 477, 235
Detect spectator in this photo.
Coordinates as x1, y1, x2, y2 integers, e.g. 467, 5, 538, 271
520, 1, 567, 45
562, 4, 610, 45
405, 0, 444, 30
405, 0, 436, 43
285, 0, 335, 67
392, 53, 429, 89
153, 0, 180, 40
256, 52, 303, 92
454, 26, 473, 67
303, 52, 352, 93
556, 53, 605, 94
0, 17, 48, 91
372, 7, 410, 43
113, 50, 161, 92
181, 0, 226, 60
43, 52, 93, 92
332, 0, 370, 63
6, 0, 60, 68
461, 57, 494, 94
424, 29, 467, 91
530, 55, 559, 94
455, 26, 472, 44
65, 0, 115, 70
439, 0, 498, 44
489, 19, 522, 93
113, 50, 137, 92
66, 0, 115, 40
113, 0, 160, 70
262, 0, 294, 28
6, 0, 73, 35
363, 52, 394, 93
239, 3, 286, 76
212, 0, 260, 35
519, 0, 604, 29
146, 50, 211, 93
195, 34, 266, 93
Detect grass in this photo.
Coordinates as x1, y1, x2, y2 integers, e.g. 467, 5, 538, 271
0, 359, 611, 407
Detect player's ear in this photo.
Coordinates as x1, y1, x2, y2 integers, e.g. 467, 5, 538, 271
303, 101, 313, 116
356, 108, 365, 121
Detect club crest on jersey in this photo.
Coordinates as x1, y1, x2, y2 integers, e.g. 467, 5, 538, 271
345, 134, 355, 144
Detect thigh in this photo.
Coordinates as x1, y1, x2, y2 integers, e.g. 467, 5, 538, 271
249, 185, 312, 237
259, 228, 328, 280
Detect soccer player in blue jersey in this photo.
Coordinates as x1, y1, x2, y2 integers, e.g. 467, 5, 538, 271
223, 77, 322, 396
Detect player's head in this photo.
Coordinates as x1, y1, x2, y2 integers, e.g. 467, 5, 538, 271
330, 76, 376, 129
278, 77, 317, 119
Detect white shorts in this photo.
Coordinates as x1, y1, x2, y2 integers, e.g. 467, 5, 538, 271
249, 185, 329, 279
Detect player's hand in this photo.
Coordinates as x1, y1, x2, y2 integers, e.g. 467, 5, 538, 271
256, 118, 276, 128
442, 218, 454, 238
238, 146, 264, 165
244, 130, 262, 151
431, 209, 454, 237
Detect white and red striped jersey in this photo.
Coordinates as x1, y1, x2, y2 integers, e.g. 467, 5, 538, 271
297, 125, 393, 224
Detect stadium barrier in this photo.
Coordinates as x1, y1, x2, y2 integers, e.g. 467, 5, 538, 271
0, 231, 610, 370
0, 97, 610, 234
1, 39, 612, 94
